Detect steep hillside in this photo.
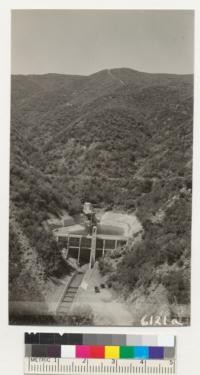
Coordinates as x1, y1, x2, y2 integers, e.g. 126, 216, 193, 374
10, 68, 193, 324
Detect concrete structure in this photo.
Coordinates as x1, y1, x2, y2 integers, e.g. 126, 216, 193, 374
83, 202, 93, 215
54, 205, 134, 268
90, 226, 97, 269
82, 202, 97, 233
55, 231, 128, 266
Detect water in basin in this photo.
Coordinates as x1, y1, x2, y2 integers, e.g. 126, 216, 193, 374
69, 224, 124, 236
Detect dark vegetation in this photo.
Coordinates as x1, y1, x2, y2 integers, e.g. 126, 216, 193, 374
108, 194, 191, 304
10, 68, 193, 320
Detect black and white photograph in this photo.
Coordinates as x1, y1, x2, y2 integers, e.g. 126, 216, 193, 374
9, 9, 194, 326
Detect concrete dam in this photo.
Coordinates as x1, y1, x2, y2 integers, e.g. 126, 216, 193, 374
53, 204, 136, 267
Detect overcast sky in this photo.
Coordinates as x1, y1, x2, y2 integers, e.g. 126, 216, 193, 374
11, 10, 194, 75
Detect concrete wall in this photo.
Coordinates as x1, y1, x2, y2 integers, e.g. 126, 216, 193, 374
57, 235, 127, 265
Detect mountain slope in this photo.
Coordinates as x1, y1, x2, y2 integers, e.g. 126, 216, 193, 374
10, 67, 193, 323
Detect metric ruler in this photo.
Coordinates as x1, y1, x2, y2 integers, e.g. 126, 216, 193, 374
24, 333, 176, 375
24, 357, 176, 374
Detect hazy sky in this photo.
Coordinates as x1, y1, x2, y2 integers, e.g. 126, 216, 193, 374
11, 10, 194, 75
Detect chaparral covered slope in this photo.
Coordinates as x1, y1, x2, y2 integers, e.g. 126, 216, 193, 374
10, 68, 193, 324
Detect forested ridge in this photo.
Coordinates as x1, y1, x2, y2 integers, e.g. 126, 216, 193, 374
10, 68, 193, 320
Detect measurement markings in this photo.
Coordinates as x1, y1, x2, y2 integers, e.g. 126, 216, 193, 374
25, 358, 176, 374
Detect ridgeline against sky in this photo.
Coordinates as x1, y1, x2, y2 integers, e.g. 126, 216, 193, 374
11, 10, 194, 76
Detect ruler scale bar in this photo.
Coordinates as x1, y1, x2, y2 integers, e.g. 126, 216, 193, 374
24, 334, 176, 375
24, 358, 176, 375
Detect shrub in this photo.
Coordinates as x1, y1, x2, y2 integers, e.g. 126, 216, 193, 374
68, 305, 94, 325
98, 257, 113, 276
162, 270, 190, 304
